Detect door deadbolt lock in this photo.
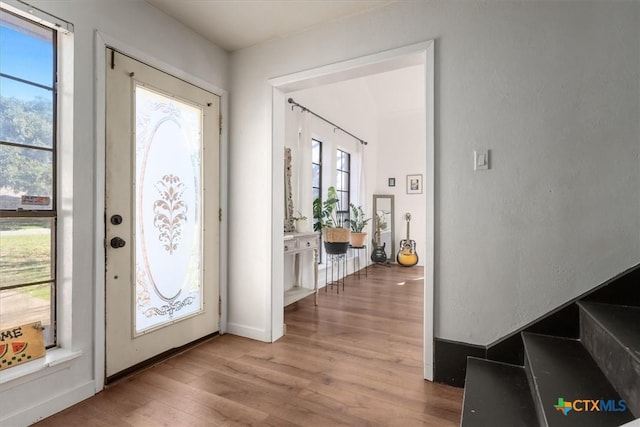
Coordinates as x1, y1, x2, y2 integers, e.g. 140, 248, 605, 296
110, 214, 123, 225
110, 237, 126, 248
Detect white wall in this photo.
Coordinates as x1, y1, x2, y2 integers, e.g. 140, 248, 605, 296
0, 1, 228, 425
373, 66, 426, 263
375, 110, 427, 263
228, 1, 639, 346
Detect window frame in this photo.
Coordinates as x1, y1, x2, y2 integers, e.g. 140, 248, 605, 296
311, 138, 322, 205
335, 148, 351, 227
0, 0, 79, 387
312, 138, 323, 262
0, 8, 58, 348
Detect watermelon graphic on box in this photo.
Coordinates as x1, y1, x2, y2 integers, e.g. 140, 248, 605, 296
0, 343, 8, 359
0, 322, 46, 371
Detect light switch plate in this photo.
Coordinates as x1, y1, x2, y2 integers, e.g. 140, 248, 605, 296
474, 149, 489, 171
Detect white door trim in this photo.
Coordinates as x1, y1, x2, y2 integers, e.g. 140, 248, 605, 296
93, 30, 229, 391
268, 40, 436, 380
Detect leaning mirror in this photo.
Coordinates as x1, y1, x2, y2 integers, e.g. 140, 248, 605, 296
284, 148, 295, 232
372, 194, 394, 262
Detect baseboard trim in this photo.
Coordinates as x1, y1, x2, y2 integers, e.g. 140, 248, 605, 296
2, 380, 96, 426
423, 362, 434, 381
226, 322, 271, 342
434, 338, 485, 388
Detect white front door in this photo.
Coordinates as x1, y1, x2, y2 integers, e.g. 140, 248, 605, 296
105, 49, 220, 378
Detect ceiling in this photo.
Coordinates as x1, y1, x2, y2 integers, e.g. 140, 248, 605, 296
145, 0, 395, 52
289, 64, 425, 144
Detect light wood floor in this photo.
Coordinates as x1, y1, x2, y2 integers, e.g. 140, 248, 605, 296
36, 264, 462, 426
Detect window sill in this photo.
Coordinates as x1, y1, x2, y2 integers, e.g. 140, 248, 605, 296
0, 348, 83, 387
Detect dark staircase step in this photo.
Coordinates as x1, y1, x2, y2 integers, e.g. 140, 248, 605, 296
461, 357, 538, 427
523, 332, 635, 426
578, 301, 640, 416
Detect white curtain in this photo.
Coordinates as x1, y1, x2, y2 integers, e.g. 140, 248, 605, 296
292, 106, 367, 233
355, 139, 367, 217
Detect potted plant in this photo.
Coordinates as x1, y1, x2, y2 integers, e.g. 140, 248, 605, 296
291, 211, 309, 232
346, 203, 371, 247
313, 186, 350, 254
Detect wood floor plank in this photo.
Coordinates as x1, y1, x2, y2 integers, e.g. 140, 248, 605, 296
121, 399, 212, 427
136, 369, 271, 426
190, 370, 367, 426
33, 401, 121, 427
36, 264, 462, 426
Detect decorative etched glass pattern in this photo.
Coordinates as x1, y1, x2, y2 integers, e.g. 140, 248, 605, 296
134, 85, 203, 334
153, 174, 187, 254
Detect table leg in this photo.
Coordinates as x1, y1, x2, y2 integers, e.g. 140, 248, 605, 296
313, 248, 318, 305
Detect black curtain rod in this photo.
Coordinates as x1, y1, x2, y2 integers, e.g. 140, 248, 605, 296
288, 98, 368, 146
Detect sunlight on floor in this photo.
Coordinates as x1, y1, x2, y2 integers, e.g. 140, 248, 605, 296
396, 275, 424, 286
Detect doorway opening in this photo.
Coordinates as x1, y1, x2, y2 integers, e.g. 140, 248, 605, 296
269, 41, 435, 379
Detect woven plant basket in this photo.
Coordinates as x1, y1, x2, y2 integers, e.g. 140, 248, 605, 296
350, 232, 367, 248
324, 227, 351, 243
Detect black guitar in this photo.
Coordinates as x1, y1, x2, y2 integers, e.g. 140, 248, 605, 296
370, 215, 387, 263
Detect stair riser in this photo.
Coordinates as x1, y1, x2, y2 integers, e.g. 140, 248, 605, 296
580, 310, 640, 417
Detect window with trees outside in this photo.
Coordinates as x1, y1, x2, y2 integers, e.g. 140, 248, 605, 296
336, 149, 351, 227
312, 139, 323, 262
312, 139, 322, 205
0, 10, 58, 348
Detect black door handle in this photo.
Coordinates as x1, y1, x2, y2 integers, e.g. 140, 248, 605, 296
110, 237, 126, 248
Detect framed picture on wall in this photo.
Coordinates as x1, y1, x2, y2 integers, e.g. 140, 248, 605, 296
388, 177, 395, 187
406, 174, 422, 194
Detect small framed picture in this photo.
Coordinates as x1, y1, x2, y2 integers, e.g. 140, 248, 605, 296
406, 174, 423, 194
388, 177, 396, 187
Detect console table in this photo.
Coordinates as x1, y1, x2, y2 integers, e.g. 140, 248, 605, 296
284, 232, 319, 306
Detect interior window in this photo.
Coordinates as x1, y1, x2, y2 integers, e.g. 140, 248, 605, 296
312, 138, 323, 261
312, 139, 322, 202
336, 148, 350, 226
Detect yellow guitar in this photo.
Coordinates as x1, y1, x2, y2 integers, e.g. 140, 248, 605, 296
397, 213, 418, 267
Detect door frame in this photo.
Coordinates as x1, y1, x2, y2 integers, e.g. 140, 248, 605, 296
269, 40, 435, 380
93, 30, 229, 392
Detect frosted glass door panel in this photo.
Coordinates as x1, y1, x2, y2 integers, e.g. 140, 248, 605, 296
134, 85, 203, 334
